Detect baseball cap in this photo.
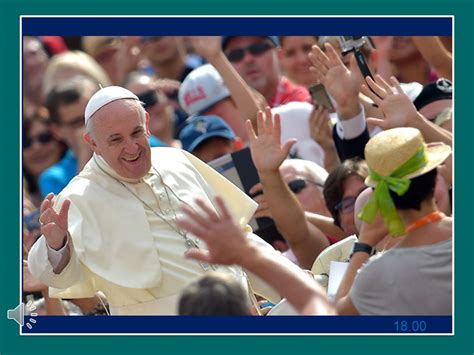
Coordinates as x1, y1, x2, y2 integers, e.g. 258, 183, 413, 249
179, 115, 236, 153
178, 64, 231, 116
85, 86, 139, 124
221, 36, 279, 50
413, 78, 452, 110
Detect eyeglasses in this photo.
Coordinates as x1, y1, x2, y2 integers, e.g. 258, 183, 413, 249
225, 41, 274, 63
138, 90, 159, 109
59, 116, 84, 129
23, 131, 53, 149
335, 196, 358, 214
287, 179, 324, 194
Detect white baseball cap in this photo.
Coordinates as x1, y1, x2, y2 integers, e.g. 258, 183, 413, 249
85, 86, 139, 124
178, 64, 231, 116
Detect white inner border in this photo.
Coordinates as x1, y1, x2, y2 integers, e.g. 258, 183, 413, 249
19, 14, 455, 336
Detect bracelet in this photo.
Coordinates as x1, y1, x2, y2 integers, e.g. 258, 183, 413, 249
350, 242, 375, 259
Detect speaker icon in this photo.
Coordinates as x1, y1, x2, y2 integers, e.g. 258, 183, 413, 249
7, 301, 38, 329
7, 303, 24, 326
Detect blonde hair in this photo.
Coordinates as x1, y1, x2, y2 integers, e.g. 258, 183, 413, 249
42, 50, 112, 98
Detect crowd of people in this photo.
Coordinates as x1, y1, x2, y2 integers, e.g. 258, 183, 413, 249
22, 34, 453, 317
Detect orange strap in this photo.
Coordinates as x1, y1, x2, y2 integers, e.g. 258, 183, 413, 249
405, 211, 445, 234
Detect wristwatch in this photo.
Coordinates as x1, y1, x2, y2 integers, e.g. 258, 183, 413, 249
350, 242, 376, 258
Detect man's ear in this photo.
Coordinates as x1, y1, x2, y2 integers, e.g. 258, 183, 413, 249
84, 133, 99, 154
144, 112, 151, 136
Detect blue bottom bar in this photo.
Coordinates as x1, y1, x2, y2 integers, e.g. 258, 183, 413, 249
21, 316, 452, 334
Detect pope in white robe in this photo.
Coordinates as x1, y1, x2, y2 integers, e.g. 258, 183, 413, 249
28, 86, 280, 315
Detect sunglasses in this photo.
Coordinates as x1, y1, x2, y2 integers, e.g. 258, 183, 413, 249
287, 179, 324, 194
23, 131, 53, 149
138, 90, 159, 109
225, 41, 274, 63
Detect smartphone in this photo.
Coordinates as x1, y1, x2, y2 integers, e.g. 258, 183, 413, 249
309, 84, 335, 111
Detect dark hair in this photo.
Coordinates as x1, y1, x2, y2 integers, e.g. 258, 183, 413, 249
45, 75, 98, 124
22, 109, 67, 194
178, 272, 251, 316
390, 168, 437, 210
323, 158, 368, 227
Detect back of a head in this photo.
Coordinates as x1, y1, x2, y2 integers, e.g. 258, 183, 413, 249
363, 127, 451, 211
178, 272, 251, 316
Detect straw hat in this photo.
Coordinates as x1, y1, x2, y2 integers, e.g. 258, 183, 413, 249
364, 127, 451, 187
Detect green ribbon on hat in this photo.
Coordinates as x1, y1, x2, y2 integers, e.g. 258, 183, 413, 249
358, 145, 429, 237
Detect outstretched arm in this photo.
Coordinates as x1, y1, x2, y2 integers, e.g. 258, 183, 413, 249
247, 108, 330, 269
189, 36, 260, 139
177, 196, 335, 315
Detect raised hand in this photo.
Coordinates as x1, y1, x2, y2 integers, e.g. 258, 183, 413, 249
309, 105, 334, 150
246, 107, 296, 174
177, 196, 251, 266
39, 193, 70, 250
186, 36, 222, 61
308, 43, 360, 108
361, 75, 419, 129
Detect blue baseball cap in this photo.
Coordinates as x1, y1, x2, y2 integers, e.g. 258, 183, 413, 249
179, 115, 236, 153
221, 36, 279, 50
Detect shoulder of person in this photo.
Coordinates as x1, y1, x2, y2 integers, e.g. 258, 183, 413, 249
438, 216, 453, 236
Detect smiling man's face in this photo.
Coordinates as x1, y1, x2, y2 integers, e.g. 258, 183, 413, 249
85, 99, 152, 179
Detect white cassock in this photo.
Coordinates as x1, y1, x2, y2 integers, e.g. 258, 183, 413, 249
29, 147, 280, 315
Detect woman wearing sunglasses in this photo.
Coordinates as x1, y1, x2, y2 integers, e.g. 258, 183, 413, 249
23, 108, 67, 206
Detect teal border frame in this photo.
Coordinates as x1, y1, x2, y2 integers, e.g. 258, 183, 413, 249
1, 1, 472, 354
